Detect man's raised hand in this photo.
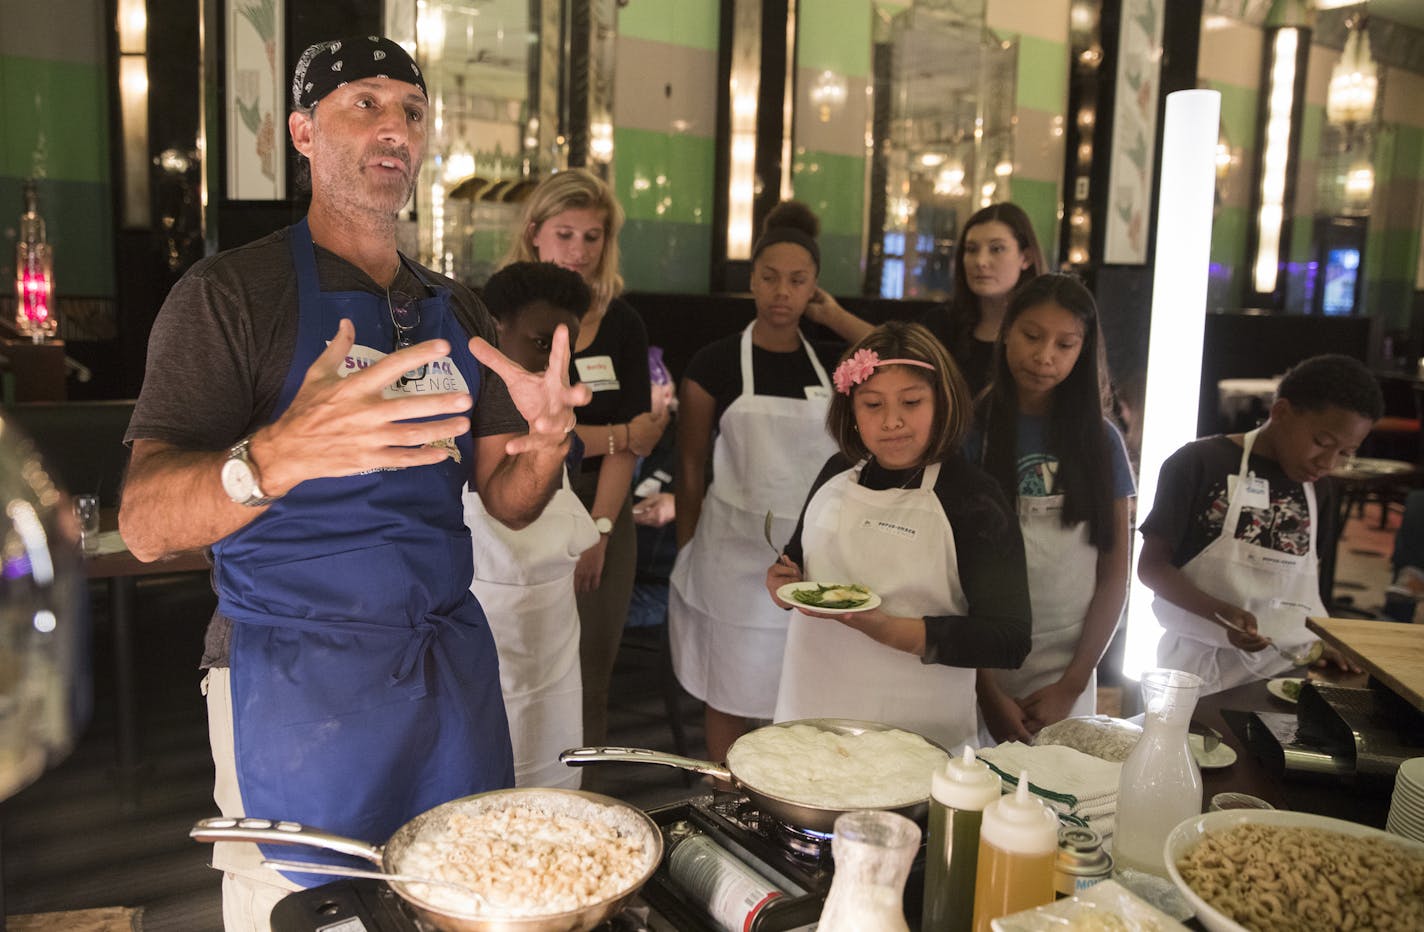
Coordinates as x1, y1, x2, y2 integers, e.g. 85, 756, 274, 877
252, 319, 473, 495
468, 323, 591, 456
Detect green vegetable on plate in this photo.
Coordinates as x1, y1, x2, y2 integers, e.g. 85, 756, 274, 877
792, 584, 872, 610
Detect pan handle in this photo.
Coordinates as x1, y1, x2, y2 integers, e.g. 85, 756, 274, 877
190, 817, 383, 866
559, 746, 733, 781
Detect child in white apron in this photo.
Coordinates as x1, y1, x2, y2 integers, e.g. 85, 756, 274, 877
1138, 354, 1382, 695
671, 201, 841, 762
967, 275, 1135, 743
766, 321, 1032, 752
463, 262, 600, 788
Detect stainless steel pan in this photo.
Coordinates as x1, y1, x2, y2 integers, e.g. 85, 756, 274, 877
561, 718, 945, 834
190, 787, 662, 932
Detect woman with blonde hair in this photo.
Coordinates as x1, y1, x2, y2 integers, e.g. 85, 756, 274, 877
501, 169, 668, 745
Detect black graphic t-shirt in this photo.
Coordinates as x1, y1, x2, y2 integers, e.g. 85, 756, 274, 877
1140, 435, 1338, 570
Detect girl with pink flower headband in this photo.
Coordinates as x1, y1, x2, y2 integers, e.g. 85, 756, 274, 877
766, 321, 1032, 752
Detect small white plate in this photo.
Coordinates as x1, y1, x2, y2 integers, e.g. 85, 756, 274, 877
1190, 733, 1237, 769
777, 582, 882, 615
1266, 677, 1305, 704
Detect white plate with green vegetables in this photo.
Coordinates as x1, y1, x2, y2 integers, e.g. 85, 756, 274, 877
777, 582, 881, 614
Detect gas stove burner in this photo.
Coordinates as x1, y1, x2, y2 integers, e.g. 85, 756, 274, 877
768, 816, 834, 860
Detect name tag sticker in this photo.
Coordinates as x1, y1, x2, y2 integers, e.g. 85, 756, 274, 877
575, 355, 620, 392
804, 385, 831, 401
860, 517, 918, 541
1022, 495, 1065, 518
1228, 474, 1271, 510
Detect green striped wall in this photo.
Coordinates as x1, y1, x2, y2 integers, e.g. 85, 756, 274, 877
1368, 121, 1424, 330
792, 0, 874, 295
611, 3, 719, 293
613, 127, 717, 293
990, 13, 1069, 262
0, 52, 114, 296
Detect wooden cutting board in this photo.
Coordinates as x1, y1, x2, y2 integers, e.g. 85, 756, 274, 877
1307, 616, 1424, 712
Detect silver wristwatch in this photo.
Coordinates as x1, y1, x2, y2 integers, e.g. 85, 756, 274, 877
221, 436, 276, 506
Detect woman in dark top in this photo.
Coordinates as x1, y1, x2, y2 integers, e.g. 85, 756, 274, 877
804, 202, 1048, 397
501, 169, 667, 745
671, 202, 843, 762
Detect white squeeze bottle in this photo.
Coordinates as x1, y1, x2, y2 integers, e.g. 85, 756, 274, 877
969, 770, 1058, 932
922, 746, 1001, 931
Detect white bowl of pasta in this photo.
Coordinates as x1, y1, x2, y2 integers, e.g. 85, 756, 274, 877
1164, 808, 1424, 932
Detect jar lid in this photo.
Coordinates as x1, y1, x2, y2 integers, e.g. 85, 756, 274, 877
931, 745, 1001, 809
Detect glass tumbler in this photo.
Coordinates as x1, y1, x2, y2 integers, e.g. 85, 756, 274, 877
73, 494, 100, 552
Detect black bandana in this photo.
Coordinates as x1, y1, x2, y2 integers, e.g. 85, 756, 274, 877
292, 36, 427, 110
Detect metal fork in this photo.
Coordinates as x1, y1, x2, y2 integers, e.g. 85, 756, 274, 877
1213, 612, 1323, 666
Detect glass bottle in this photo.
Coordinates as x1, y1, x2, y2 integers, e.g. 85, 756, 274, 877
1114, 668, 1204, 877
923, 745, 1001, 931
970, 770, 1059, 931
14, 180, 56, 343
818, 809, 920, 932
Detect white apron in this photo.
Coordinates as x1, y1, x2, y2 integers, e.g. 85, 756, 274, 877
1153, 428, 1324, 695
774, 461, 979, 750
994, 492, 1099, 716
463, 470, 599, 788
670, 324, 836, 717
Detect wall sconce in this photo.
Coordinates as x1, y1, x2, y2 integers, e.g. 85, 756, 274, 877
1247, 15, 1309, 302
15, 180, 56, 343
116, 0, 149, 228
1326, 17, 1377, 130
809, 70, 847, 123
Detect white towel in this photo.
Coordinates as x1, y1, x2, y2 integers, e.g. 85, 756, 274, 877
978, 742, 1122, 809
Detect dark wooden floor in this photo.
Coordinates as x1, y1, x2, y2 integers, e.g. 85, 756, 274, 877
2, 575, 705, 931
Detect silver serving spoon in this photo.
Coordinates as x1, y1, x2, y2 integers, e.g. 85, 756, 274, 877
764, 510, 779, 555
262, 858, 494, 909
1213, 612, 1324, 666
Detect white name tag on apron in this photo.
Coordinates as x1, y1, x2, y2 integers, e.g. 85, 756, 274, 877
1021, 496, 1064, 518
861, 517, 918, 540
1227, 474, 1271, 510
804, 385, 831, 400
575, 355, 620, 392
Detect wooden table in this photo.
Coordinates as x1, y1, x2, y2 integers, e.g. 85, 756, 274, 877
1308, 616, 1424, 712
84, 531, 208, 809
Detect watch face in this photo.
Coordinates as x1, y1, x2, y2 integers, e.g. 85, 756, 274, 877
594, 516, 613, 534
221, 456, 258, 503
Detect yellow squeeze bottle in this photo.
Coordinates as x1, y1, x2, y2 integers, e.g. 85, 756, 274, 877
969, 770, 1058, 932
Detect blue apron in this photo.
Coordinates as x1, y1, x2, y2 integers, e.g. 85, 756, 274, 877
212, 220, 513, 881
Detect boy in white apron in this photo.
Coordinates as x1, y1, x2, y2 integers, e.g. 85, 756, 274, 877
464, 262, 600, 787
1138, 354, 1381, 695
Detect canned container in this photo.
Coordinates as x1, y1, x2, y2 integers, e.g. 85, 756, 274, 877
1053, 826, 1113, 899
667, 833, 783, 932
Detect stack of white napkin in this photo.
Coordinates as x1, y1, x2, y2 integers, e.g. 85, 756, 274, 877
977, 742, 1121, 840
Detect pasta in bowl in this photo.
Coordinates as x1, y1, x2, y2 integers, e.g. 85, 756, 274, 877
1165, 809, 1424, 932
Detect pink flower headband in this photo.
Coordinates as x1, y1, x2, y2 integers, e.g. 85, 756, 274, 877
832, 348, 936, 394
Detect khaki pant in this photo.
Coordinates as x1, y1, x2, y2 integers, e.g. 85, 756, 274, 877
570, 470, 637, 747
204, 668, 302, 931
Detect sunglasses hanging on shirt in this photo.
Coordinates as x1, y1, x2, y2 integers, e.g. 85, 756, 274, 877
387, 289, 428, 385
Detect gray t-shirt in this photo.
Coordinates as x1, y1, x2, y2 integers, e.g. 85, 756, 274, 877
126, 227, 526, 666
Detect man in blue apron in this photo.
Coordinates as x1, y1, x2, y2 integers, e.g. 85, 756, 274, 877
119, 37, 589, 930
